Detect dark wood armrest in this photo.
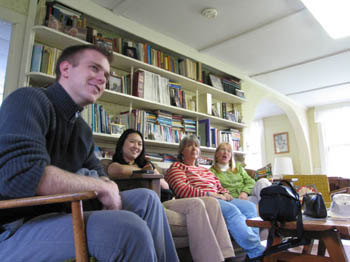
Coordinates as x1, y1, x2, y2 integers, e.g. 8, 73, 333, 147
113, 174, 163, 197
0, 191, 97, 262
115, 174, 163, 180
330, 187, 350, 198
0, 191, 97, 209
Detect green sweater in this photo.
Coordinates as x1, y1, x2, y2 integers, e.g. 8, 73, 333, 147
210, 163, 256, 198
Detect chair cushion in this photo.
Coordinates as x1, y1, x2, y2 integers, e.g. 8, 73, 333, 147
164, 208, 187, 237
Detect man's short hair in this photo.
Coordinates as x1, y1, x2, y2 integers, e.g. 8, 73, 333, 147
55, 45, 113, 81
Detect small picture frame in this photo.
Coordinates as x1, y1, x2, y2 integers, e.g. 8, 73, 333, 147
273, 132, 289, 154
123, 46, 138, 59
209, 74, 223, 91
109, 75, 123, 93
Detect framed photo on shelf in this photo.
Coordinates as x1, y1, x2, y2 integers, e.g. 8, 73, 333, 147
123, 46, 138, 59
109, 75, 123, 92
273, 132, 289, 154
209, 74, 223, 91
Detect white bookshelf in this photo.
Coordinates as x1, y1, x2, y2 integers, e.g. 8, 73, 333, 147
26, 3, 247, 158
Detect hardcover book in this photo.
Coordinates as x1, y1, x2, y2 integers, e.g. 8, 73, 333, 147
30, 43, 44, 72
132, 70, 145, 98
198, 119, 211, 147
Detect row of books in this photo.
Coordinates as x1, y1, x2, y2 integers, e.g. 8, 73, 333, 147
203, 71, 242, 93
114, 109, 197, 144
82, 103, 241, 151
81, 103, 113, 135
132, 69, 196, 110
199, 93, 243, 123
35, 2, 243, 85
198, 119, 241, 150
30, 42, 61, 76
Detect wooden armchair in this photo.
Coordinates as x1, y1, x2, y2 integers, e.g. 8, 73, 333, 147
100, 159, 163, 197
0, 191, 97, 262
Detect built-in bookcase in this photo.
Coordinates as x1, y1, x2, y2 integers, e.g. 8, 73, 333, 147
24, 0, 247, 160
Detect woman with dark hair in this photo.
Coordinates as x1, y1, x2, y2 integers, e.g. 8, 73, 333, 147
107, 129, 235, 262
165, 135, 265, 261
110, 128, 169, 189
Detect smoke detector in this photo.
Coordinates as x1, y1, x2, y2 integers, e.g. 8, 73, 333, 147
201, 8, 218, 19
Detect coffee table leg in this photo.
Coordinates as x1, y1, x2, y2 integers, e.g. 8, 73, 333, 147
317, 239, 326, 256
322, 230, 348, 262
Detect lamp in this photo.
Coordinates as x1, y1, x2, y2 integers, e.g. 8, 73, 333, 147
273, 157, 294, 179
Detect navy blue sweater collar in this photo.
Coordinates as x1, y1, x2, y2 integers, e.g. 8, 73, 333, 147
46, 82, 83, 121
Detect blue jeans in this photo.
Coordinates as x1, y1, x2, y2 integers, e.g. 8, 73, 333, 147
218, 198, 265, 258
0, 188, 179, 262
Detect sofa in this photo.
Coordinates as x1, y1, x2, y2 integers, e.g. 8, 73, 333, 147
101, 159, 267, 262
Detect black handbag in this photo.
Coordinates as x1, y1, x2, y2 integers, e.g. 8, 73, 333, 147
257, 180, 309, 258
302, 193, 327, 218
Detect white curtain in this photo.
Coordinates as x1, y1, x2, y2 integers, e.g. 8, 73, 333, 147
314, 103, 350, 177
245, 120, 264, 169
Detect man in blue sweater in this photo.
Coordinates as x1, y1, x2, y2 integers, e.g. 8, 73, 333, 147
0, 44, 178, 262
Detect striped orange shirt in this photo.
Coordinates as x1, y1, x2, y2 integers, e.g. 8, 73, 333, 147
165, 162, 229, 198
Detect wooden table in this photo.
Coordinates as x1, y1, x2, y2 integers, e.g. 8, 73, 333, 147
246, 217, 350, 262
113, 174, 163, 197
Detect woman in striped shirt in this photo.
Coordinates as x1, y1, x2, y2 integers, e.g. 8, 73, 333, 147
165, 135, 265, 261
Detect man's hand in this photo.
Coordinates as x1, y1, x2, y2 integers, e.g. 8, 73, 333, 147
239, 192, 249, 200
98, 180, 122, 210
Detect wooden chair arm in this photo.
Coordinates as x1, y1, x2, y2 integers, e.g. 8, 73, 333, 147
0, 191, 97, 262
112, 174, 163, 197
330, 187, 350, 198
0, 191, 97, 209
115, 174, 163, 180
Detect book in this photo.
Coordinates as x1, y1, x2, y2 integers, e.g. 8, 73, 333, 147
53, 49, 62, 76
211, 102, 221, 117
35, 0, 47, 25
222, 102, 227, 119
30, 43, 44, 72
198, 93, 212, 115
198, 119, 211, 147
221, 78, 237, 95
46, 46, 56, 76
40, 45, 55, 75
235, 89, 245, 98
40, 45, 50, 74
209, 74, 223, 90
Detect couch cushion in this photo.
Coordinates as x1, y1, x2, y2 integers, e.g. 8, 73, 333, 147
164, 208, 187, 237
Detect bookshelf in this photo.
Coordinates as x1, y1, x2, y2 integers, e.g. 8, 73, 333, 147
25, 1, 247, 159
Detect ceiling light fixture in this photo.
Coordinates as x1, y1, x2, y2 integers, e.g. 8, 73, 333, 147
301, 0, 350, 39
201, 8, 218, 19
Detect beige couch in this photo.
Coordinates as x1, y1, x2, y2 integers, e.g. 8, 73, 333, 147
101, 159, 264, 261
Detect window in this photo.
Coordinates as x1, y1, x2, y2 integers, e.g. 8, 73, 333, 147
244, 120, 264, 169
0, 19, 12, 104
315, 103, 350, 177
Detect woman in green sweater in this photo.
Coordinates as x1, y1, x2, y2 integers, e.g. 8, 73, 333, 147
210, 142, 271, 204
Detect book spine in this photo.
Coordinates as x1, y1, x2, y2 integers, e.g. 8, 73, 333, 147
30, 43, 44, 72
132, 71, 145, 98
